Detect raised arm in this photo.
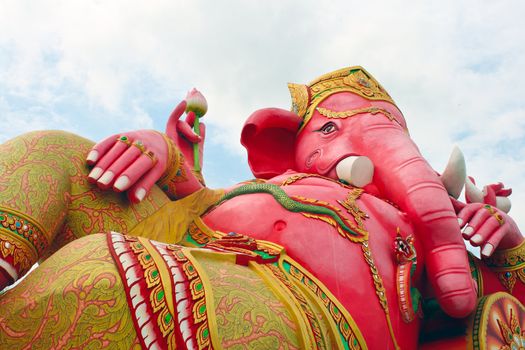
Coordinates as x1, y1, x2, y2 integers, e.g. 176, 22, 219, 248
453, 180, 524, 302
86, 90, 208, 202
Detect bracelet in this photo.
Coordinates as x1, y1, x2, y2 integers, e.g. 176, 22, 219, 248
484, 239, 525, 270
155, 132, 187, 199
483, 240, 525, 294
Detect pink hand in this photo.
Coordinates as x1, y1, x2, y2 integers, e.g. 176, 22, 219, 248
87, 130, 169, 203
166, 101, 206, 171
86, 100, 207, 203
458, 202, 523, 256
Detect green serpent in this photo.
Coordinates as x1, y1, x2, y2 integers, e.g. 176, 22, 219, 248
219, 183, 366, 240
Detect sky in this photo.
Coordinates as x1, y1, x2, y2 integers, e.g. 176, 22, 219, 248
0, 0, 524, 231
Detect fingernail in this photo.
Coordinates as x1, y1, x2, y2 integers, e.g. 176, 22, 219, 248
114, 176, 129, 191
463, 226, 474, 236
136, 188, 146, 202
481, 243, 494, 257
457, 218, 463, 226
470, 233, 482, 244
86, 150, 99, 163
88, 167, 103, 180
98, 171, 114, 185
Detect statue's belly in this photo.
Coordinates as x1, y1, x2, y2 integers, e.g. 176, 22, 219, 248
202, 183, 422, 349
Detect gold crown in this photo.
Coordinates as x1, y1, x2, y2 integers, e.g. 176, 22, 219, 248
288, 66, 397, 132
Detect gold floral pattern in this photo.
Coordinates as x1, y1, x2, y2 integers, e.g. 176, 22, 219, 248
484, 240, 525, 293
0, 131, 170, 280
198, 253, 302, 349
468, 292, 525, 350
0, 234, 139, 349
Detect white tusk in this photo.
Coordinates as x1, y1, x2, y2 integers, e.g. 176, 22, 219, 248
336, 156, 374, 188
496, 196, 512, 213
439, 146, 466, 199
465, 177, 484, 203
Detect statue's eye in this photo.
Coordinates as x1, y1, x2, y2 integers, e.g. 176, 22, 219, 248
318, 122, 338, 134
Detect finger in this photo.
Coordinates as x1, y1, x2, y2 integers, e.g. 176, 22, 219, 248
128, 165, 165, 203
185, 111, 196, 127
166, 100, 188, 137
177, 119, 201, 143
96, 145, 142, 189
468, 216, 500, 247
481, 224, 509, 257
457, 203, 483, 229
112, 154, 155, 192
199, 122, 206, 140
87, 134, 119, 166
450, 197, 466, 216
483, 185, 497, 206
88, 136, 132, 183
462, 207, 491, 241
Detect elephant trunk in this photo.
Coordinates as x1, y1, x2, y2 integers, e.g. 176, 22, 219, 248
357, 120, 477, 318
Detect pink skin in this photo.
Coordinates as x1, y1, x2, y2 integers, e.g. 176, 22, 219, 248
243, 92, 477, 317
456, 202, 523, 256
203, 174, 422, 349
465, 179, 512, 205
451, 179, 522, 256
292, 93, 476, 317
90, 91, 522, 321
87, 100, 205, 203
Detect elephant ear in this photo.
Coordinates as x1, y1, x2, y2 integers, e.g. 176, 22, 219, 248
241, 108, 302, 179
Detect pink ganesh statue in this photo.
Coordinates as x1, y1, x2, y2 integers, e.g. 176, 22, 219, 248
0, 66, 523, 350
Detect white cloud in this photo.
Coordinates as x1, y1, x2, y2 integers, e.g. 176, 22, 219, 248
0, 96, 76, 142
0, 0, 524, 231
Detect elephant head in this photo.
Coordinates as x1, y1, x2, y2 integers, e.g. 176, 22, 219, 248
241, 66, 477, 318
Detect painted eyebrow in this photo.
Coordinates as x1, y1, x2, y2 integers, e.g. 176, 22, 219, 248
313, 121, 338, 132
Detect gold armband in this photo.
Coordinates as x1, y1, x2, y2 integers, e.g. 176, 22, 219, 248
485, 240, 525, 269
0, 207, 49, 276
484, 240, 525, 293
156, 133, 187, 199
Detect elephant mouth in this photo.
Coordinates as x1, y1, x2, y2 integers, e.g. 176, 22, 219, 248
321, 154, 375, 188
318, 153, 357, 175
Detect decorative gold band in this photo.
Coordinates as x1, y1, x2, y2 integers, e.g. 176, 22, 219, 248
0, 230, 39, 275
156, 132, 179, 181
484, 239, 525, 270
143, 150, 158, 165
316, 106, 407, 131
156, 133, 185, 199
0, 206, 49, 255
482, 239, 525, 293
483, 204, 505, 226
131, 140, 146, 153
117, 135, 132, 146
0, 206, 48, 275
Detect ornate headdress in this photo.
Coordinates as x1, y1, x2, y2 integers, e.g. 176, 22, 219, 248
288, 66, 399, 132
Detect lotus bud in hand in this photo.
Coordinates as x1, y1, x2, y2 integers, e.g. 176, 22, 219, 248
184, 88, 207, 172
185, 88, 208, 117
